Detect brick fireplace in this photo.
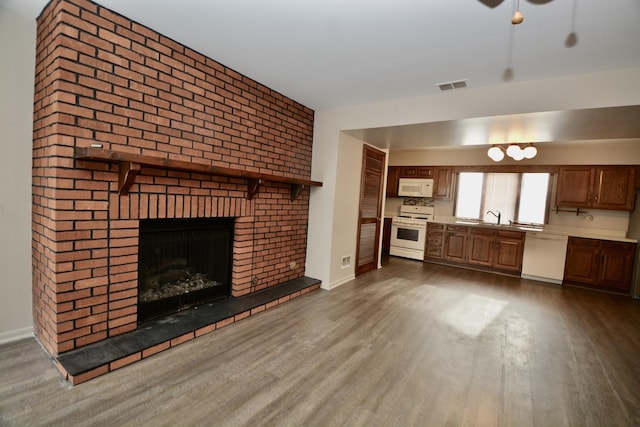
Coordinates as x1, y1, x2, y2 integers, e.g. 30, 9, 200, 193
32, 0, 318, 368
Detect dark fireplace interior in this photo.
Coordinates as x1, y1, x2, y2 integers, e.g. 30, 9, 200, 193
138, 217, 234, 322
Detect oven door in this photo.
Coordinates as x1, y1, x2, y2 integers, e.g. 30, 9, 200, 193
389, 221, 427, 260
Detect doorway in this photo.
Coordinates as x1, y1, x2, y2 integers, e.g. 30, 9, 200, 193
355, 145, 386, 275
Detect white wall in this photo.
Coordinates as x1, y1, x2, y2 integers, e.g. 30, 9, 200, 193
307, 67, 640, 289
0, 7, 35, 343
324, 133, 363, 288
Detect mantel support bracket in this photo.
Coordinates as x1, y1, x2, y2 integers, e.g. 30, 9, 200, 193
247, 178, 262, 200
291, 184, 305, 201
119, 162, 141, 195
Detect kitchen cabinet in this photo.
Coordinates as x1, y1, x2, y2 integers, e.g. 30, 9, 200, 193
426, 222, 525, 275
493, 230, 525, 272
468, 228, 524, 272
386, 166, 400, 197
382, 217, 393, 254
400, 166, 433, 178
425, 222, 444, 259
556, 166, 636, 211
386, 166, 452, 199
433, 167, 453, 200
564, 237, 635, 292
444, 225, 468, 263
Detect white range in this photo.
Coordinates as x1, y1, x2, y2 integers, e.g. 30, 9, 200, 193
389, 205, 434, 261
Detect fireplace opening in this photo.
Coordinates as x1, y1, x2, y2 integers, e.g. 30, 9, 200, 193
137, 217, 234, 322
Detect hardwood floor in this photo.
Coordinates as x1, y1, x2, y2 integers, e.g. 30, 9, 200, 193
2, 257, 640, 426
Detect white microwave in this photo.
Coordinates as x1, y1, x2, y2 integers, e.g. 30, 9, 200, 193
398, 178, 434, 198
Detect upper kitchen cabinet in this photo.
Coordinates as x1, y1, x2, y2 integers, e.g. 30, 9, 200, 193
556, 166, 636, 211
400, 166, 433, 178
386, 166, 452, 199
386, 166, 400, 197
433, 167, 453, 200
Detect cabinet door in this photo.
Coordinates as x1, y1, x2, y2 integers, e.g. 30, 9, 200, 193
494, 231, 525, 272
564, 237, 599, 284
401, 166, 433, 178
444, 226, 468, 262
556, 167, 593, 208
597, 241, 634, 290
386, 167, 400, 197
467, 230, 494, 267
592, 167, 636, 211
382, 218, 393, 254
433, 167, 452, 200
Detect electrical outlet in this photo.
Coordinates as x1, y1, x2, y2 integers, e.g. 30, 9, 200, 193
289, 261, 297, 270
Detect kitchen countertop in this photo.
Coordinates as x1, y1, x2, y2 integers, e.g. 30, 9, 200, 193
430, 216, 637, 243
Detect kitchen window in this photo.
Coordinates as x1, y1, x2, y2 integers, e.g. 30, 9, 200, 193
455, 172, 550, 225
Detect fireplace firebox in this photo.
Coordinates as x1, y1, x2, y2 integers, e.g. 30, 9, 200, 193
137, 217, 234, 322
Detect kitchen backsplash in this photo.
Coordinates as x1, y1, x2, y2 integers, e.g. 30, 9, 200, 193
402, 197, 434, 206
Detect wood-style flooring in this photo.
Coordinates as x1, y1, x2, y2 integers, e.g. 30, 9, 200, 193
2, 257, 640, 426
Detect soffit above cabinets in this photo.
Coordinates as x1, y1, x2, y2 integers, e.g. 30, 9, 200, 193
344, 105, 640, 150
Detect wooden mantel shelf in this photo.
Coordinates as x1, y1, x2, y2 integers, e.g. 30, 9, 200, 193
74, 147, 322, 200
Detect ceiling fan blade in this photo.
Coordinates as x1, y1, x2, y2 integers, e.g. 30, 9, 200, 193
477, 0, 505, 8
526, 0, 555, 4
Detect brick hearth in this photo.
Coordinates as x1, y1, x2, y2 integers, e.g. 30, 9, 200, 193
32, 0, 318, 370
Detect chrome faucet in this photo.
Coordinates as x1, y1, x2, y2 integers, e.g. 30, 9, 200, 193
486, 210, 501, 225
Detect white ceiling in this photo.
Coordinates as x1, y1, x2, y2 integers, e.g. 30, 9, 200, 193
4, 0, 640, 149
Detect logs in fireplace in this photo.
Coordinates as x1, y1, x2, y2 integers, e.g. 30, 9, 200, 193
138, 218, 234, 322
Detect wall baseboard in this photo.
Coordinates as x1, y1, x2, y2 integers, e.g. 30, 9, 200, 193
0, 327, 34, 346
323, 274, 356, 290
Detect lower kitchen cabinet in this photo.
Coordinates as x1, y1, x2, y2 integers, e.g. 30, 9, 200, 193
426, 223, 525, 275
425, 222, 444, 259
468, 228, 524, 272
564, 237, 635, 292
382, 217, 392, 254
444, 225, 468, 263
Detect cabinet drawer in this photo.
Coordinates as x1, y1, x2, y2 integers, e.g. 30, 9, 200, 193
471, 227, 494, 236
426, 246, 444, 258
428, 223, 444, 231
497, 230, 525, 240
446, 225, 468, 233
427, 236, 443, 246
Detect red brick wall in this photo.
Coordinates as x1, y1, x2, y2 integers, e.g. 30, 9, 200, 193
32, 0, 314, 356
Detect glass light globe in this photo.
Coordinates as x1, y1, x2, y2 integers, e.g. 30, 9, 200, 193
506, 144, 521, 158
523, 145, 537, 159
487, 146, 504, 162
511, 149, 525, 161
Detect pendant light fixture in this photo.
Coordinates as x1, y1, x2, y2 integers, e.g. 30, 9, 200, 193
511, 0, 524, 25
487, 143, 537, 162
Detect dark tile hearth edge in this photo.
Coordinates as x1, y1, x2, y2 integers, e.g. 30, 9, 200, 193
55, 277, 321, 385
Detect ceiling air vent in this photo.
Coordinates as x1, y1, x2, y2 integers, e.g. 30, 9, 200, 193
437, 79, 468, 91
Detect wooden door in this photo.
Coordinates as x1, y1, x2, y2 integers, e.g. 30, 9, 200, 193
556, 167, 593, 207
494, 231, 525, 272
355, 145, 386, 275
444, 225, 468, 263
467, 229, 494, 267
386, 166, 400, 197
433, 167, 453, 200
593, 167, 636, 211
598, 241, 634, 290
382, 218, 392, 255
564, 237, 599, 284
